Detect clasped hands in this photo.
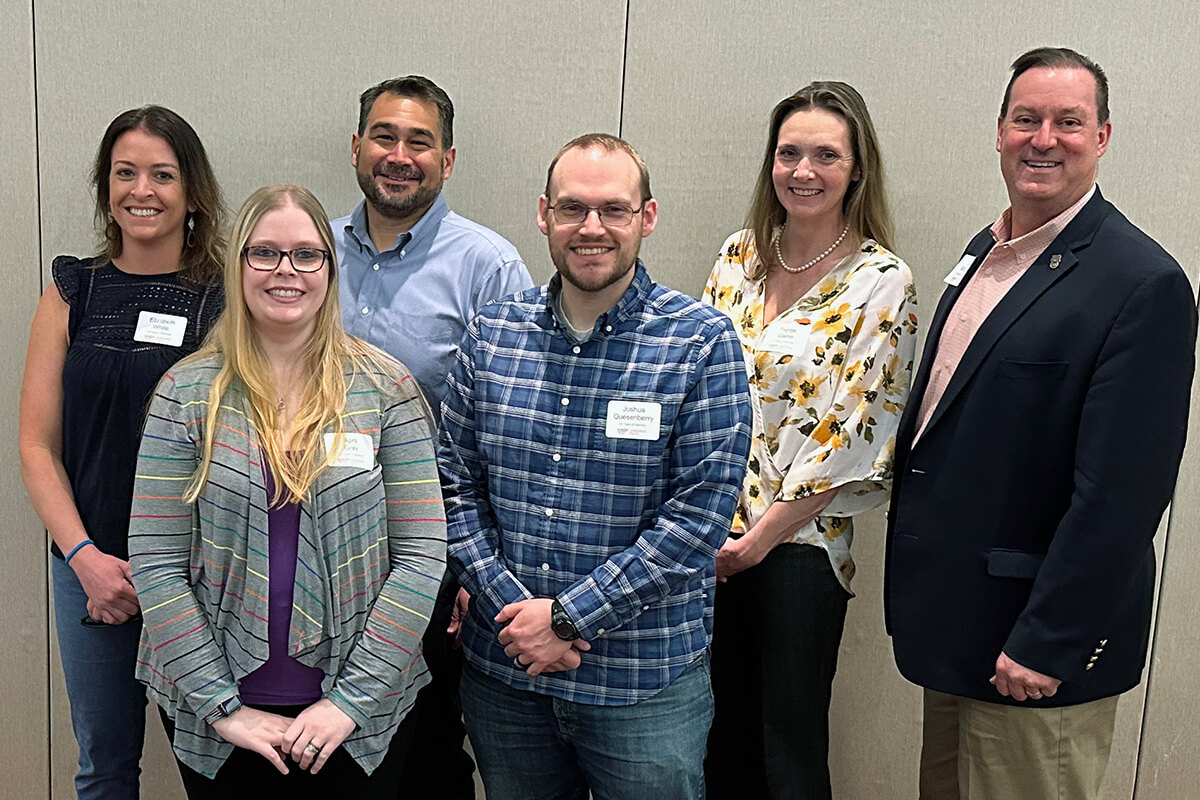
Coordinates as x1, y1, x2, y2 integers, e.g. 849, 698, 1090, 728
211, 698, 356, 775
496, 598, 590, 676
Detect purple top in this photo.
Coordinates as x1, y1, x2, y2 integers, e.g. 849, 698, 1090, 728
238, 461, 325, 706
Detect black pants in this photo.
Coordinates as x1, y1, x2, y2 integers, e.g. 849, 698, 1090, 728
160, 700, 415, 800
705, 543, 851, 800
395, 571, 476, 798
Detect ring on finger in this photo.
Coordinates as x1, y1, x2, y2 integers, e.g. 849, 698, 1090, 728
305, 742, 322, 755
514, 656, 527, 668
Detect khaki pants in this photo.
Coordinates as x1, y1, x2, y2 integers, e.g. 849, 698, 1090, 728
919, 689, 1119, 800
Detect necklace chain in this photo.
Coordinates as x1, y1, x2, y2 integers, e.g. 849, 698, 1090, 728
773, 223, 850, 273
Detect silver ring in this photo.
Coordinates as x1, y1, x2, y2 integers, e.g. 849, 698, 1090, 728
514, 656, 527, 668
305, 742, 322, 755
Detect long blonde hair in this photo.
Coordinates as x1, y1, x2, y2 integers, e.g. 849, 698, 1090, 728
743, 81, 894, 280
183, 184, 396, 505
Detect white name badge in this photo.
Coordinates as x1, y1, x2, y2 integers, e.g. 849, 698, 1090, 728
943, 254, 975, 287
324, 433, 375, 470
605, 400, 662, 441
758, 318, 810, 353
133, 311, 187, 346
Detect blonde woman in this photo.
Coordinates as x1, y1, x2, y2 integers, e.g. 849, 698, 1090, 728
129, 185, 445, 797
703, 82, 917, 799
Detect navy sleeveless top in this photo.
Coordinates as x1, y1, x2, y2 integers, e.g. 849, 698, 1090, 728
54, 255, 223, 560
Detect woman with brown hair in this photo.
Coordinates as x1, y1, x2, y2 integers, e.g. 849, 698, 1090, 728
703, 82, 918, 798
19, 105, 225, 800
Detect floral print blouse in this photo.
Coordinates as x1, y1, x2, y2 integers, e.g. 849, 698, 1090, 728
704, 231, 917, 592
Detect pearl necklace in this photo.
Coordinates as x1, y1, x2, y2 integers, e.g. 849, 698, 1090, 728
773, 223, 850, 273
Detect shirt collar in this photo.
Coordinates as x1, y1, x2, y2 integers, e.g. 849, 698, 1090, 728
344, 193, 450, 256
990, 184, 1097, 262
545, 260, 652, 337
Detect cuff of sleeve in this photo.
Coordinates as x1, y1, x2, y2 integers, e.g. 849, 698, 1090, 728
475, 569, 533, 624
819, 480, 888, 518
325, 689, 369, 730
194, 684, 240, 722
558, 579, 619, 641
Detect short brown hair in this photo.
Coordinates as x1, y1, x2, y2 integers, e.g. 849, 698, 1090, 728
544, 133, 652, 202
1000, 47, 1109, 125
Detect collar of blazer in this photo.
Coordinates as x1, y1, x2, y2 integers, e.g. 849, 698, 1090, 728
905, 187, 1114, 446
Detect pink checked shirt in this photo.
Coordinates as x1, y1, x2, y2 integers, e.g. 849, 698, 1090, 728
915, 186, 1096, 441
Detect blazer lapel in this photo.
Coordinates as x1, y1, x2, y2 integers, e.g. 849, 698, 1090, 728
898, 231, 995, 445
918, 191, 1113, 441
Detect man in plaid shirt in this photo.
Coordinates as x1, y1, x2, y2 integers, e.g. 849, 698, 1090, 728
438, 133, 751, 799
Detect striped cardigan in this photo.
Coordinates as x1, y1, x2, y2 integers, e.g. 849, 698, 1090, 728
128, 352, 446, 777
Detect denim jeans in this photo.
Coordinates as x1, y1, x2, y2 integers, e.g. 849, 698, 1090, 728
461, 656, 712, 800
52, 556, 147, 800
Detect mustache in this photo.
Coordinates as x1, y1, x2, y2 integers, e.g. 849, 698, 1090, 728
375, 165, 424, 181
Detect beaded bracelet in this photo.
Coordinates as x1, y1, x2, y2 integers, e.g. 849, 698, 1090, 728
64, 538, 95, 565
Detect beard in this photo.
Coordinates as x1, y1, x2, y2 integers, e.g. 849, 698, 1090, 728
356, 164, 442, 221
549, 239, 640, 294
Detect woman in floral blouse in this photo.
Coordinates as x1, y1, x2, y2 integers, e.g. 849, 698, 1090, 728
703, 82, 917, 799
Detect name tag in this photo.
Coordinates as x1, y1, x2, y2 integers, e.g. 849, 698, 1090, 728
605, 400, 661, 441
133, 311, 187, 346
324, 433, 375, 470
758, 318, 809, 352
943, 254, 975, 287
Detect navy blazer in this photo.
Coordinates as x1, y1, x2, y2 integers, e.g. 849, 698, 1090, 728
885, 189, 1197, 706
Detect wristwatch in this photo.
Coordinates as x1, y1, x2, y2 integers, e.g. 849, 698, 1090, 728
550, 599, 580, 641
203, 695, 243, 727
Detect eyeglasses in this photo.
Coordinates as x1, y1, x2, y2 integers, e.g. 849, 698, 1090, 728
546, 201, 645, 227
242, 246, 330, 273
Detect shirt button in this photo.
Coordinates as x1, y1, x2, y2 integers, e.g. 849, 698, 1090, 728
372, 263, 380, 271
361, 306, 370, 315
400, 249, 406, 257
560, 398, 569, 406
605, 325, 613, 333
597, 628, 606, 635
545, 508, 554, 517
541, 562, 550, 571
572, 346, 581, 354
552, 454, 561, 462
642, 605, 650, 611
959, 313, 968, 322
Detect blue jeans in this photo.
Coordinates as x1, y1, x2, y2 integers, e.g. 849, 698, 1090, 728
52, 556, 147, 800
461, 657, 712, 800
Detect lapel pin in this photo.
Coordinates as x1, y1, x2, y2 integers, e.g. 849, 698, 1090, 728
1049, 254, 1062, 270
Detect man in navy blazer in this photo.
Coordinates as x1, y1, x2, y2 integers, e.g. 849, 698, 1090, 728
885, 47, 1196, 799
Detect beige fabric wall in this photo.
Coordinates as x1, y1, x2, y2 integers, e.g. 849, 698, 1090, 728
5, 0, 1196, 797
1, 0, 52, 792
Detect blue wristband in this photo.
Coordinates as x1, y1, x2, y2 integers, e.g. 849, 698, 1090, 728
64, 538, 95, 564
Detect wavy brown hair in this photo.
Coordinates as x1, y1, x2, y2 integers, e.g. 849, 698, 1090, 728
91, 105, 225, 285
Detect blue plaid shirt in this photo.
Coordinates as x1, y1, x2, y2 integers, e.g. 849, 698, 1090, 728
439, 262, 751, 705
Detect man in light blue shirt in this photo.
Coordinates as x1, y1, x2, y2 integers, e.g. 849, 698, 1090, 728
335, 75, 532, 413
333, 75, 532, 797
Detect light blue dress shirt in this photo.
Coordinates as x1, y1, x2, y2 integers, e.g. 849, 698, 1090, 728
335, 194, 532, 412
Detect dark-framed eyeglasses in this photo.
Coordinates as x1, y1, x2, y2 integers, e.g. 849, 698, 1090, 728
546, 201, 645, 227
242, 246, 330, 273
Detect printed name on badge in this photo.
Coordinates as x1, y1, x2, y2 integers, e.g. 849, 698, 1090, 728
758, 319, 810, 353
133, 311, 187, 347
324, 433, 375, 470
605, 400, 662, 441
943, 254, 975, 287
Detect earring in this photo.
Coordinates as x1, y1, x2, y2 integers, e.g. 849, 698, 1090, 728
186, 213, 196, 248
